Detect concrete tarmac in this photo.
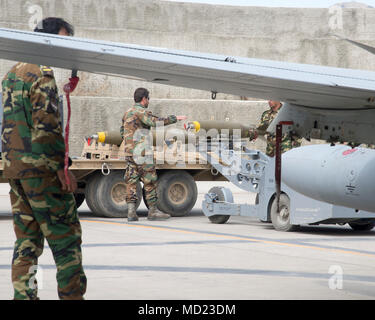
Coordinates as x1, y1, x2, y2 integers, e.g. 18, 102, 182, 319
0, 182, 374, 300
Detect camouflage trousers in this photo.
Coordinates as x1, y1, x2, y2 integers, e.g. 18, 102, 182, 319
265, 134, 302, 157
125, 156, 158, 206
9, 176, 87, 300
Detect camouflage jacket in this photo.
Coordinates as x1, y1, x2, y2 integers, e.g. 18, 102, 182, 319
1, 63, 65, 179
257, 108, 280, 137
120, 103, 177, 157
250, 107, 302, 157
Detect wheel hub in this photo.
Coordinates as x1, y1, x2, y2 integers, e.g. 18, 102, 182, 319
168, 182, 188, 205
279, 206, 289, 220
111, 182, 126, 205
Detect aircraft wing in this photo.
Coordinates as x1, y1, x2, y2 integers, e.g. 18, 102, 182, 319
1, 28, 375, 143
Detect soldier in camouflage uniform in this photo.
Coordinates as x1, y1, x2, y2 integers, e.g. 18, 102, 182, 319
120, 88, 177, 222
249, 100, 302, 157
1, 18, 86, 300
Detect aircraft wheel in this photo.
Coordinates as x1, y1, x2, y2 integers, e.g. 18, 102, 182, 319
207, 187, 231, 224
270, 193, 299, 232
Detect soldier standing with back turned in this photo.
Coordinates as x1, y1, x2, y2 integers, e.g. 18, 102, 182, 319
249, 100, 302, 157
2, 17, 86, 300
121, 88, 177, 222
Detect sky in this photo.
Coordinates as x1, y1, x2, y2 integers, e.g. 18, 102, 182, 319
166, 0, 375, 8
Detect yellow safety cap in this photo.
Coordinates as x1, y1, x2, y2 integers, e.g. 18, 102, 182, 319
97, 131, 106, 143
193, 121, 201, 132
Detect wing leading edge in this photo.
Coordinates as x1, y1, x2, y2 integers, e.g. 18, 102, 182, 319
1, 28, 375, 143
1, 28, 375, 111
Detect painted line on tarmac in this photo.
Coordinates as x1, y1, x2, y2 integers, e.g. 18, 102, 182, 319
0, 240, 246, 252
80, 218, 375, 258
0, 264, 374, 284
82, 240, 245, 247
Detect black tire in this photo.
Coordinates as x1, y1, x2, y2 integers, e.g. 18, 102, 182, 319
348, 220, 375, 231
95, 171, 142, 218
270, 193, 299, 232
142, 187, 150, 210
256, 193, 270, 223
74, 193, 85, 209
84, 173, 104, 216
207, 187, 230, 224
155, 170, 198, 217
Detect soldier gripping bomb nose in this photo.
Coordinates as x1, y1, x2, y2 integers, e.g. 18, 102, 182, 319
248, 100, 302, 157
1, 17, 86, 300
120, 88, 177, 222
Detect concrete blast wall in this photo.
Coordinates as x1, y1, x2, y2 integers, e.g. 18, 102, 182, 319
1, 0, 375, 155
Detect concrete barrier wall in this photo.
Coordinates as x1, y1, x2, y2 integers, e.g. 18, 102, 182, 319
1, 0, 375, 155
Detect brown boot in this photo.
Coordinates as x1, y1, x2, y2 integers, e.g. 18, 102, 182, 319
127, 203, 138, 222
147, 206, 171, 221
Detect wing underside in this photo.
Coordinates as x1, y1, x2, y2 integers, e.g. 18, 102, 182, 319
1, 28, 375, 111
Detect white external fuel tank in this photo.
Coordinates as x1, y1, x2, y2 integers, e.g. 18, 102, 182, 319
282, 144, 375, 213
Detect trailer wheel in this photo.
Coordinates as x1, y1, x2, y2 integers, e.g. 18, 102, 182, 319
95, 171, 142, 218
142, 187, 150, 210
348, 219, 375, 231
270, 193, 299, 232
207, 187, 231, 224
155, 171, 197, 217
84, 173, 104, 216
74, 193, 85, 209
